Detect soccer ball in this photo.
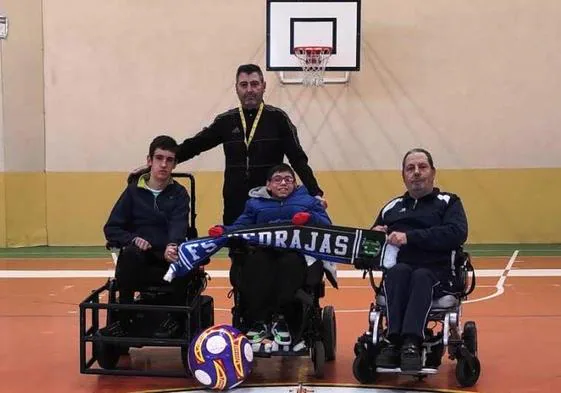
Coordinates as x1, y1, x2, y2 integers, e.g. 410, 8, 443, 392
188, 324, 254, 390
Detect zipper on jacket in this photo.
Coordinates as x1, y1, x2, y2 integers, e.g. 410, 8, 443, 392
153, 194, 160, 211
246, 156, 250, 179
412, 199, 418, 210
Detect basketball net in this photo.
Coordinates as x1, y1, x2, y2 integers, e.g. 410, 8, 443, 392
294, 46, 332, 86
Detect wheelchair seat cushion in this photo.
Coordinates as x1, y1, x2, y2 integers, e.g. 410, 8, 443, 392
376, 294, 458, 309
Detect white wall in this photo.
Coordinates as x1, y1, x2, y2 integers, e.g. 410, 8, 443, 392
37, 0, 561, 172
1, 0, 45, 172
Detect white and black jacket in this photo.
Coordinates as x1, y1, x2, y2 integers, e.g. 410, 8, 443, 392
373, 188, 468, 268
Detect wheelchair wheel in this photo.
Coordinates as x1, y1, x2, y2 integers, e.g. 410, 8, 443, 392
456, 354, 481, 387
321, 305, 336, 361
352, 349, 377, 384
462, 321, 478, 356
311, 341, 325, 378
94, 332, 121, 370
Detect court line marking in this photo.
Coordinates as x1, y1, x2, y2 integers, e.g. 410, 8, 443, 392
463, 249, 518, 304
5, 263, 561, 279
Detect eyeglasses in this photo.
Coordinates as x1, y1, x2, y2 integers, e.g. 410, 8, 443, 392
270, 175, 295, 184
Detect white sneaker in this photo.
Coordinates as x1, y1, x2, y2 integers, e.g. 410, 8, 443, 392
271, 317, 292, 346
246, 323, 268, 344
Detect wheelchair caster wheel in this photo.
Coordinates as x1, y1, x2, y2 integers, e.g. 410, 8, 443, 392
321, 305, 336, 361
311, 341, 325, 378
456, 354, 481, 387
352, 350, 377, 384
462, 321, 478, 356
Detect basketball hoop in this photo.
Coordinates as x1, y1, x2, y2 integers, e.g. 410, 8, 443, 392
294, 46, 332, 86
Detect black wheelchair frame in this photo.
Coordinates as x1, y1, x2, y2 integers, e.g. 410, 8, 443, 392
352, 249, 481, 387
229, 252, 337, 378
79, 172, 214, 377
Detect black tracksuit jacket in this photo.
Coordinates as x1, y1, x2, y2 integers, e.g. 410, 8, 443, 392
177, 104, 322, 225
373, 188, 468, 269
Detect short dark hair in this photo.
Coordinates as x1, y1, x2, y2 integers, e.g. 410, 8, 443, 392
401, 148, 435, 170
236, 64, 264, 82
267, 163, 296, 180
148, 135, 178, 158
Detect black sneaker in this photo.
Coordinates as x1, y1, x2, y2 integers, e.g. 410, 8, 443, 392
153, 316, 181, 339
99, 320, 129, 337
401, 343, 422, 371
376, 344, 400, 368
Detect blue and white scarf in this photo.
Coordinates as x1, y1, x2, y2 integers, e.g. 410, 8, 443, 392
163, 224, 386, 284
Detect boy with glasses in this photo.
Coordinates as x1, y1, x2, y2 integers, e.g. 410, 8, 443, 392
208, 163, 330, 345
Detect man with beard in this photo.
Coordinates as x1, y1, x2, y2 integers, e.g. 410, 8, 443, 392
371, 148, 468, 371
153, 63, 325, 286
176, 63, 324, 226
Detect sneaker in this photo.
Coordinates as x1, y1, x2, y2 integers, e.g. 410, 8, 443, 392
99, 320, 129, 337
153, 316, 181, 339
246, 322, 268, 344
400, 343, 422, 371
376, 343, 400, 368
271, 316, 292, 346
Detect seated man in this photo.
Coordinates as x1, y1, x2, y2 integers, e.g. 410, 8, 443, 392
102, 135, 190, 339
372, 148, 468, 371
208, 163, 331, 345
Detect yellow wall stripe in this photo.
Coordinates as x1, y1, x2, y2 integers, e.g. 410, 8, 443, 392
1, 169, 560, 246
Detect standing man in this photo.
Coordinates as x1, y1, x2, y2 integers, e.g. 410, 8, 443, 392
176, 64, 324, 225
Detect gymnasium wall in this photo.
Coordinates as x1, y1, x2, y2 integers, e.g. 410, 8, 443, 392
0, 0, 47, 247
1, 0, 561, 246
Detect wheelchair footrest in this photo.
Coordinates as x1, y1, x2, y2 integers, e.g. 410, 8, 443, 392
251, 340, 309, 357
376, 366, 438, 375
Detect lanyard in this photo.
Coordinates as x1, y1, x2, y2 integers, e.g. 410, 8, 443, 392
238, 102, 264, 147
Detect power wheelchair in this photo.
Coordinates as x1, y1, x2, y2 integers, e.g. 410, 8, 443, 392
79, 173, 214, 377
352, 249, 480, 387
228, 247, 337, 379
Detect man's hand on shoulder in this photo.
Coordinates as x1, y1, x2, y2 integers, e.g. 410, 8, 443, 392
371, 225, 388, 233
315, 195, 328, 209
128, 164, 150, 183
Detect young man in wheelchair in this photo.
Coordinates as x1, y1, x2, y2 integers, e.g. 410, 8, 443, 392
371, 148, 468, 371
208, 163, 331, 346
101, 135, 191, 339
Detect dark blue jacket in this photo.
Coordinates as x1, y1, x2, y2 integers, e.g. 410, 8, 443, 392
226, 185, 331, 231
373, 188, 468, 268
104, 175, 189, 251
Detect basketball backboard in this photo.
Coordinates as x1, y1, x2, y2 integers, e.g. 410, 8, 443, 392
266, 0, 361, 72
